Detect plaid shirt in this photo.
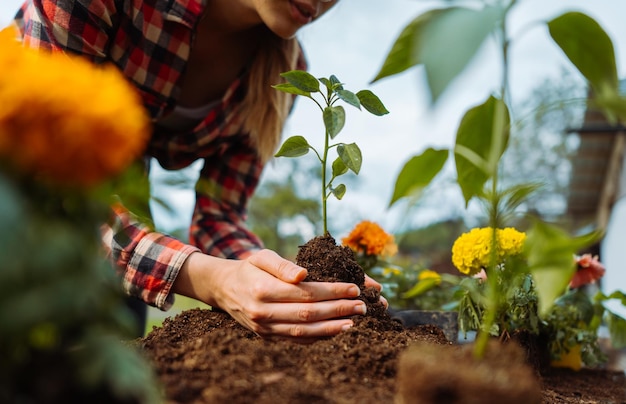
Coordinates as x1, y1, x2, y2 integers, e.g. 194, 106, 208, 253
13, 0, 301, 310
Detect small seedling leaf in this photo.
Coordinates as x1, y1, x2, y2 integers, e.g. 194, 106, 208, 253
274, 136, 311, 158
337, 143, 362, 174
357, 90, 389, 116
324, 106, 346, 139
336, 89, 361, 109
332, 184, 346, 200
332, 157, 348, 177
280, 70, 320, 93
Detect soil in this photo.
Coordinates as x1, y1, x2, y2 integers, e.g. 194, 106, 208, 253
139, 235, 626, 404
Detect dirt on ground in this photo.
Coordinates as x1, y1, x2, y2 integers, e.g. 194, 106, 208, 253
139, 235, 626, 404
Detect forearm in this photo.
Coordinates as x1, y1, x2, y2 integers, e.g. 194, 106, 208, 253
172, 252, 235, 308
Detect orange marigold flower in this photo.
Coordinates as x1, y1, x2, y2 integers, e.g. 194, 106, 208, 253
342, 220, 398, 257
569, 254, 605, 289
0, 27, 149, 187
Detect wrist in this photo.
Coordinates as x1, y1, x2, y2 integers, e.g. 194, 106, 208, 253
173, 252, 233, 308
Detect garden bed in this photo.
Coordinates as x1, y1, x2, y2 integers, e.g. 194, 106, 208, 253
139, 308, 625, 403
138, 235, 625, 403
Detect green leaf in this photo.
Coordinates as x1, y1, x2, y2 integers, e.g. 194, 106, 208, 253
336, 89, 361, 109
548, 12, 619, 98
271, 83, 310, 97
454, 96, 510, 206
372, 6, 503, 102
280, 70, 320, 93
606, 311, 626, 349
402, 278, 440, 299
274, 136, 311, 157
421, 6, 504, 102
356, 90, 389, 116
337, 143, 362, 174
323, 106, 346, 139
329, 75, 343, 90
389, 148, 448, 207
331, 184, 346, 200
332, 157, 348, 177
372, 8, 447, 82
590, 93, 626, 125
501, 182, 543, 213
525, 220, 602, 316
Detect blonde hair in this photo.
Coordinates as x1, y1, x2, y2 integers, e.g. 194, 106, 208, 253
241, 31, 302, 162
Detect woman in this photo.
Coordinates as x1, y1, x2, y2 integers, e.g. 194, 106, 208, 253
12, 0, 384, 340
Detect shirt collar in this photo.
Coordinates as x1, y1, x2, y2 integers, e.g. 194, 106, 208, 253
162, 0, 207, 28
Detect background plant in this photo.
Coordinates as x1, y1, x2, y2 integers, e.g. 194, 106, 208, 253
273, 71, 388, 235
0, 28, 159, 403
372, 0, 626, 358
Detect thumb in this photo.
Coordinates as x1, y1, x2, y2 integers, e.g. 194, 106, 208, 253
248, 249, 308, 284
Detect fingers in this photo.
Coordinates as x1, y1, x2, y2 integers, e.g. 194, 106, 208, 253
247, 249, 307, 283
255, 280, 360, 303
364, 274, 382, 291
260, 318, 356, 342
250, 299, 367, 324
247, 301, 365, 340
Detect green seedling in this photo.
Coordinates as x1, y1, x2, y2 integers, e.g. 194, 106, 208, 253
273, 70, 389, 235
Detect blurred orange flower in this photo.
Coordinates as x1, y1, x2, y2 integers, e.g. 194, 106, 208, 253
342, 220, 398, 257
0, 27, 149, 187
569, 254, 605, 289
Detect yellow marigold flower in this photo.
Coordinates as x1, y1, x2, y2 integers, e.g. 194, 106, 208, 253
382, 267, 402, 277
418, 269, 441, 285
0, 28, 149, 187
451, 227, 526, 276
342, 220, 398, 257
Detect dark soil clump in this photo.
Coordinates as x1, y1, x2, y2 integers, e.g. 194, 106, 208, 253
296, 234, 391, 323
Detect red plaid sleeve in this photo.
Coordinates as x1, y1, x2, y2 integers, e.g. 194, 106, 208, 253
109, 204, 200, 310
189, 149, 265, 259
15, 0, 115, 61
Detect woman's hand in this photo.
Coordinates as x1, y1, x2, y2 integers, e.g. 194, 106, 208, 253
174, 250, 368, 341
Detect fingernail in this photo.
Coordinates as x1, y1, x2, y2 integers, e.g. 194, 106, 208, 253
290, 267, 307, 282
341, 322, 353, 331
354, 303, 367, 315
350, 285, 360, 297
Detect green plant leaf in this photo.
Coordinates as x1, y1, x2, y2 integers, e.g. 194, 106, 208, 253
372, 6, 503, 102
548, 12, 619, 99
590, 93, 626, 125
389, 148, 448, 207
402, 278, 440, 299
525, 220, 603, 316
331, 184, 346, 200
337, 143, 362, 174
336, 89, 361, 109
323, 106, 346, 139
371, 8, 446, 82
280, 70, 320, 93
356, 90, 389, 116
501, 182, 543, 213
606, 311, 626, 349
274, 136, 311, 157
271, 83, 310, 97
454, 96, 510, 206
332, 157, 348, 177
421, 6, 504, 102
